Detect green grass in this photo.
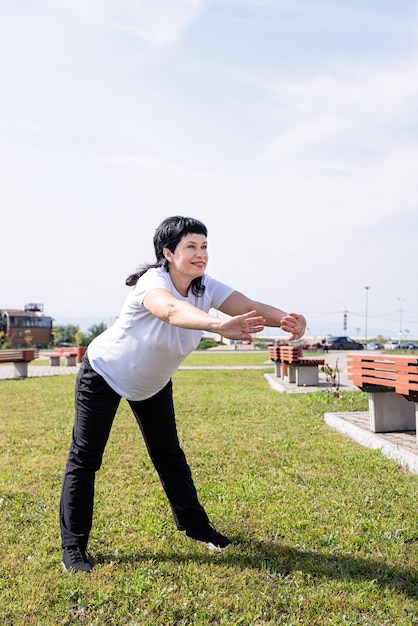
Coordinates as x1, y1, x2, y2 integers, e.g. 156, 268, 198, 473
25, 350, 274, 368
182, 350, 273, 366
1, 371, 417, 625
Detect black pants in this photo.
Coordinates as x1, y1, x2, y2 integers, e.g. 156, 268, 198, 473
59, 356, 209, 549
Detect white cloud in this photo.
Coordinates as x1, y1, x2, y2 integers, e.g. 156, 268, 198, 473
263, 115, 345, 160
53, 0, 206, 46
2, 0, 418, 335
257, 58, 418, 139
102, 152, 210, 180
113, 0, 205, 46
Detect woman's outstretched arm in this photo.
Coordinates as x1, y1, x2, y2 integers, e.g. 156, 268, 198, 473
219, 290, 306, 341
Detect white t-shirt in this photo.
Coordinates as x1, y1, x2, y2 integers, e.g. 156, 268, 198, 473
88, 267, 234, 401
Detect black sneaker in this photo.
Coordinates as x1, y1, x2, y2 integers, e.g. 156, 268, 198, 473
186, 523, 231, 551
62, 546, 93, 573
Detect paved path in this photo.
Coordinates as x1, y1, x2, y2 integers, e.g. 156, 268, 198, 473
0, 363, 274, 380
0, 352, 350, 381
0, 364, 80, 379
324, 411, 418, 474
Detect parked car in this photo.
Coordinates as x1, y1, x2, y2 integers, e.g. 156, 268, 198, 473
383, 340, 400, 350
367, 341, 383, 350
401, 342, 418, 350
325, 336, 364, 350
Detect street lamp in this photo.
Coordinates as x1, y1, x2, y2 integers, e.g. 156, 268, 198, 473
364, 286, 370, 346
338, 301, 348, 332
397, 297, 403, 347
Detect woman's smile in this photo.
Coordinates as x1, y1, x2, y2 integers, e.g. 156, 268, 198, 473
166, 234, 208, 276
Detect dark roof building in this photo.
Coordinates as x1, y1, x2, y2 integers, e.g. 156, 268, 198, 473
0, 303, 53, 349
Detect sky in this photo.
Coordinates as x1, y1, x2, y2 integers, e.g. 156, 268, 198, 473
1, 0, 418, 340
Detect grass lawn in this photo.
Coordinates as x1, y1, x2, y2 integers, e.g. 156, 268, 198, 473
27, 350, 274, 368
182, 350, 274, 367
0, 369, 417, 625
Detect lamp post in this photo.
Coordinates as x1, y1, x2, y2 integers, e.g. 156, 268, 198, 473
338, 301, 348, 332
397, 297, 403, 347
364, 286, 370, 347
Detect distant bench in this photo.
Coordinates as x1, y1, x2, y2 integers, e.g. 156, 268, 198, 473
347, 353, 418, 443
47, 347, 87, 367
0, 349, 40, 378
268, 345, 325, 386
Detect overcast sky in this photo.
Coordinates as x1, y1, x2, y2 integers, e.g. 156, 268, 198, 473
2, 0, 418, 339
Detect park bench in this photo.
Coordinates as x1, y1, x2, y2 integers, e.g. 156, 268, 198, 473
347, 353, 418, 443
0, 349, 40, 378
268, 345, 325, 386
47, 346, 87, 366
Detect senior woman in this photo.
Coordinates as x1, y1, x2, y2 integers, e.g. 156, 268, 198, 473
60, 216, 306, 572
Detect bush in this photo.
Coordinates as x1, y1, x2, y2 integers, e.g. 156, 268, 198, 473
197, 338, 220, 350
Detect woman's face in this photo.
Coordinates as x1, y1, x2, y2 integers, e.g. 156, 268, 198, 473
164, 233, 208, 281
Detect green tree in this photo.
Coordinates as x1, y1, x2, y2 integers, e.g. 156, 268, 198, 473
24, 329, 33, 348
74, 330, 85, 347
77, 322, 108, 347
0, 315, 7, 347
87, 323, 107, 340
54, 325, 80, 346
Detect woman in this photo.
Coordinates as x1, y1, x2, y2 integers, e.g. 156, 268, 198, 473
60, 216, 306, 572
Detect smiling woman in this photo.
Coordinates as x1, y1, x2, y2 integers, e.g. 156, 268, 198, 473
59, 215, 307, 573
162, 234, 208, 295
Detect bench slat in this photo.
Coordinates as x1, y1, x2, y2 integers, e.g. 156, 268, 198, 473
351, 374, 418, 389
268, 345, 324, 366
347, 353, 418, 438
347, 354, 418, 398
347, 363, 418, 370
0, 349, 39, 363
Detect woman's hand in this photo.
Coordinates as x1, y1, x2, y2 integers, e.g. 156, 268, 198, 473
217, 310, 265, 341
280, 313, 306, 341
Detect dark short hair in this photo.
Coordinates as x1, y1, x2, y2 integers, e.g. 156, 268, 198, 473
126, 216, 208, 296
153, 216, 207, 264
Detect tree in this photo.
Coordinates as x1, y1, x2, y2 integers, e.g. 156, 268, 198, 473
0, 315, 6, 347
74, 330, 84, 347
77, 322, 108, 346
54, 325, 80, 346
87, 323, 107, 341
24, 329, 33, 348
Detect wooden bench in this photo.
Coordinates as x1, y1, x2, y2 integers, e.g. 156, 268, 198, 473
347, 353, 418, 442
47, 347, 87, 366
47, 352, 76, 366
268, 345, 325, 386
0, 349, 40, 378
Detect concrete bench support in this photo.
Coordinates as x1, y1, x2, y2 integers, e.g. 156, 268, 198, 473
285, 364, 295, 383
287, 364, 320, 386
274, 361, 282, 378
295, 364, 320, 386
48, 354, 77, 366
12, 362, 29, 378
369, 391, 417, 434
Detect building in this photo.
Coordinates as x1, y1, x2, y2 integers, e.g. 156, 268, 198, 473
0, 303, 53, 349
